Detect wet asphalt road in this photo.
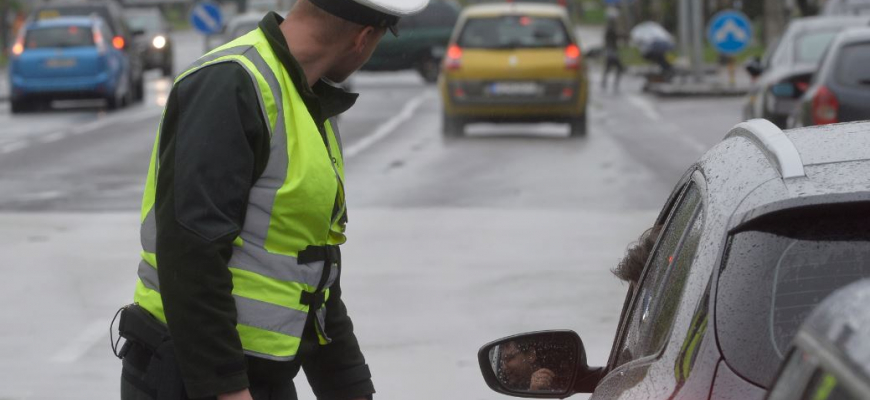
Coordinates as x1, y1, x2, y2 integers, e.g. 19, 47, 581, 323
0, 29, 746, 399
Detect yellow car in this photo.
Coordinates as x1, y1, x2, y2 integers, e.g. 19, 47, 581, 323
438, 2, 589, 137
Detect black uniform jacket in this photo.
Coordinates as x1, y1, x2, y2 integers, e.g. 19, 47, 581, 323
153, 12, 372, 399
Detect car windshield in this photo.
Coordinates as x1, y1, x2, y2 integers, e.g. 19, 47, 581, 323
836, 42, 870, 86
37, 6, 111, 26
26, 26, 94, 49
457, 16, 569, 49
795, 30, 840, 63
127, 13, 161, 33
716, 203, 870, 387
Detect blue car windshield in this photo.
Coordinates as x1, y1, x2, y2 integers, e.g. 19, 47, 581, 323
26, 26, 94, 49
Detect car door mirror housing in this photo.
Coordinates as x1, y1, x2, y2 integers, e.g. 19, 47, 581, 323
478, 330, 603, 398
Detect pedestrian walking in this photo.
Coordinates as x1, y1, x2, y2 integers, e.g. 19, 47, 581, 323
113, 1, 428, 399
601, 7, 625, 91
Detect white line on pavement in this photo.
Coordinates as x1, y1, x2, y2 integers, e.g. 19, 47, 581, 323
40, 131, 67, 143
344, 91, 432, 159
662, 122, 707, 153
50, 319, 107, 364
0, 141, 29, 154
627, 94, 662, 121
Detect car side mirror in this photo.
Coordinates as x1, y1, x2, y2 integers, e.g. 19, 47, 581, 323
745, 57, 763, 78
478, 330, 604, 398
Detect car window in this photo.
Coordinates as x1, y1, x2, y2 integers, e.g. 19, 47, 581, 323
36, 6, 117, 36
25, 26, 94, 49
795, 30, 840, 63
615, 184, 702, 367
127, 13, 162, 33
835, 42, 870, 86
457, 16, 569, 49
801, 370, 860, 400
716, 203, 870, 387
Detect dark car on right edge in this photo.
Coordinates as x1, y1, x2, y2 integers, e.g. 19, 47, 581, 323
476, 119, 870, 400
789, 28, 870, 128
743, 16, 869, 128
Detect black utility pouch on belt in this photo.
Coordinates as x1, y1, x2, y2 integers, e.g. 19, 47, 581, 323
115, 304, 187, 400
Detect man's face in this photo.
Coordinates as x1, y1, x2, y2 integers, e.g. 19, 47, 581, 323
499, 341, 536, 388
325, 27, 387, 83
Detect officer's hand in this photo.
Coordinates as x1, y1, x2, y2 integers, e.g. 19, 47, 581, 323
529, 368, 555, 391
217, 389, 253, 400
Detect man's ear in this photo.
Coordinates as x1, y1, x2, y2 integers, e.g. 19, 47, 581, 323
351, 26, 377, 54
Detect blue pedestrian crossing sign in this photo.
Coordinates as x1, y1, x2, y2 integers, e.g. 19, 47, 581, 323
707, 10, 752, 55
190, 1, 224, 36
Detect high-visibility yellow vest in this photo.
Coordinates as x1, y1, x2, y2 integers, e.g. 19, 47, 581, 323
134, 27, 348, 361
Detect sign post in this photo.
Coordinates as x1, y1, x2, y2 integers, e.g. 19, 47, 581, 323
707, 10, 752, 87
190, 1, 224, 53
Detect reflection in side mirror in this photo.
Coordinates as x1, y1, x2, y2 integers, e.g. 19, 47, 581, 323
478, 330, 602, 398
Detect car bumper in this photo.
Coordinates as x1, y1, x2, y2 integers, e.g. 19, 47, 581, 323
143, 48, 170, 69
11, 73, 114, 100
440, 78, 587, 119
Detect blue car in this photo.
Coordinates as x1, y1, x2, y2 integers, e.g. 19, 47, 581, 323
9, 16, 135, 113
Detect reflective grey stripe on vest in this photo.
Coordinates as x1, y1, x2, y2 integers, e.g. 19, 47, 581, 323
140, 45, 275, 257
328, 117, 343, 157
138, 260, 308, 343
141, 209, 156, 253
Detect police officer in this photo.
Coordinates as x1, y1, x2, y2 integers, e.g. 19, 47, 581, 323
118, 0, 429, 399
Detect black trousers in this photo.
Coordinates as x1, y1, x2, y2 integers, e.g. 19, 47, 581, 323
120, 343, 300, 400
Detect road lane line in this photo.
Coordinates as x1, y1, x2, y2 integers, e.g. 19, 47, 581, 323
627, 95, 662, 121
0, 141, 29, 154
40, 131, 67, 143
662, 122, 707, 153
50, 319, 107, 364
344, 91, 432, 159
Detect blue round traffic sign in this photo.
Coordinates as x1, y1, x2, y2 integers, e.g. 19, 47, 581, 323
190, 1, 223, 36
707, 10, 752, 55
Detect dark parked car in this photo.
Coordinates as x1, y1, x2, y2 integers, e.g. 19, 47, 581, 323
10, 17, 136, 112
743, 16, 869, 128
30, 0, 144, 101
125, 7, 173, 77
360, 0, 459, 83
822, 0, 870, 15
789, 28, 870, 128
477, 119, 870, 399
766, 279, 870, 400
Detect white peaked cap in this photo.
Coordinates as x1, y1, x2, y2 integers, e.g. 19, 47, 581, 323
309, 0, 431, 36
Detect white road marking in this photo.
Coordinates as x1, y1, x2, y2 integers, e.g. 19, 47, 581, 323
627, 94, 662, 121
662, 122, 708, 153
50, 319, 107, 364
40, 131, 67, 143
344, 91, 432, 159
0, 141, 29, 154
